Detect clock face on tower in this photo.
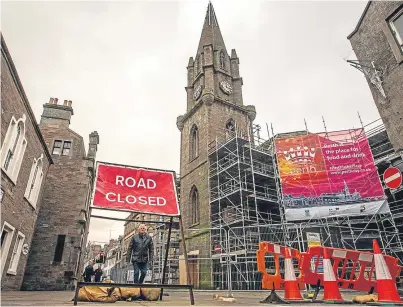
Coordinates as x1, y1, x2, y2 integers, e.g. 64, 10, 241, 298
193, 85, 202, 100
219, 81, 233, 94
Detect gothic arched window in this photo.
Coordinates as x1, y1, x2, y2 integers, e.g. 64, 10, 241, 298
25, 155, 44, 208
190, 125, 199, 160
190, 186, 200, 225
220, 51, 225, 69
1, 115, 27, 182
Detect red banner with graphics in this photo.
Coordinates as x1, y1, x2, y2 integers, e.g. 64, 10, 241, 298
92, 162, 180, 216
274, 129, 386, 220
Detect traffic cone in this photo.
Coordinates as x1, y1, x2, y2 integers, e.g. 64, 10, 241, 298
283, 248, 304, 301
323, 248, 345, 303
373, 240, 402, 303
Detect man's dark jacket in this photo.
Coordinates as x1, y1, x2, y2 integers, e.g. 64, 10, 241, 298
84, 265, 94, 277
126, 233, 154, 264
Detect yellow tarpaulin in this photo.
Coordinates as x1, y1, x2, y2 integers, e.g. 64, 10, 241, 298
119, 287, 141, 300
77, 286, 119, 303
76, 280, 160, 303
141, 288, 162, 301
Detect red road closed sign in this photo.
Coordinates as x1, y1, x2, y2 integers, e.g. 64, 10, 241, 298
383, 167, 402, 190
92, 162, 180, 216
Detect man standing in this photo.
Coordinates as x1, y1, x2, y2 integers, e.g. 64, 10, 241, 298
83, 261, 95, 282
126, 224, 154, 284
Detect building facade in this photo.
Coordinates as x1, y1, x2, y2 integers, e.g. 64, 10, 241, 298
348, 1, 403, 151
1, 34, 53, 290
83, 242, 102, 266
22, 100, 100, 290
176, 3, 256, 288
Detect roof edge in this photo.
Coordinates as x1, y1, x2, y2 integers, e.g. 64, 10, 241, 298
347, 1, 372, 39
1, 32, 54, 164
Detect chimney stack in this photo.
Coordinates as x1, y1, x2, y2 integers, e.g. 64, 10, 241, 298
87, 131, 100, 160
40, 97, 74, 128
48, 97, 60, 104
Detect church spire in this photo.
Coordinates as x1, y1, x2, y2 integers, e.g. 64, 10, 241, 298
196, 2, 227, 56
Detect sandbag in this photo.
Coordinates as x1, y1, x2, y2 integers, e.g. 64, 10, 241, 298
352, 294, 378, 303
119, 287, 141, 300
140, 288, 161, 301
77, 286, 119, 303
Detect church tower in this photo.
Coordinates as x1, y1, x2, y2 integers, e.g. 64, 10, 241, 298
177, 2, 256, 288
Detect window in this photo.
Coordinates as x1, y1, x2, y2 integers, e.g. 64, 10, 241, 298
7, 231, 25, 275
52, 140, 72, 156
1, 230, 7, 247
4, 125, 21, 171
220, 51, 225, 69
24, 155, 44, 208
0, 188, 4, 203
53, 235, 66, 263
1, 115, 27, 183
1, 222, 15, 275
390, 8, 403, 50
385, 6, 403, 62
62, 141, 72, 155
52, 140, 63, 155
189, 125, 199, 160
190, 186, 200, 225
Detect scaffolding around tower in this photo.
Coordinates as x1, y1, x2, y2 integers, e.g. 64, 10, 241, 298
205, 117, 403, 291
143, 117, 402, 291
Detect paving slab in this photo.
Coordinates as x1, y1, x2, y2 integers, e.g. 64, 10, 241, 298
0, 290, 362, 306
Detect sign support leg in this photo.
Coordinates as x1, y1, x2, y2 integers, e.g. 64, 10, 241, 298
159, 216, 173, 300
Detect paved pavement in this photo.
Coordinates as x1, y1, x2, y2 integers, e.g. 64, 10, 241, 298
1, 290, 362, 306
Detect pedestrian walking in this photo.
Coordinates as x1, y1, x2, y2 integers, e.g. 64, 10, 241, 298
126, 224, 154, 284
94, 266, 103, 282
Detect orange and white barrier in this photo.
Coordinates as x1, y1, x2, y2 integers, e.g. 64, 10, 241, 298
257, 241, 402, 302
300, 245, 402, 293
373, 240, 402, 303
283, 247, 304, 301
322, 248, 346, 302
256, 242, 305, 291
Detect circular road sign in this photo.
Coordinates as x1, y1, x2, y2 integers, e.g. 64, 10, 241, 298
383, 167, 402, 190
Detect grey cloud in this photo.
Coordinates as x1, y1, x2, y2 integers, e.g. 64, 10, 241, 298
2, 1, 376, 242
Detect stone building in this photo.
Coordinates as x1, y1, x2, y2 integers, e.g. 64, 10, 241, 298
83, 242, 102, 266
176, 3, 256, 288
348, 1, 403, 152
22, 99, 100, 290
1, 34, 53, 290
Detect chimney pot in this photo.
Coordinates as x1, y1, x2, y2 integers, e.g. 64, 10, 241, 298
68, 100, 72, 107
63, 100, 68, 106
49, 97, 54, 104
54, 98, 59, 104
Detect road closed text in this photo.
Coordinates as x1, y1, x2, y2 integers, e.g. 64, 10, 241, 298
105, 193, 166, 206
105, 175, 166, 206
92, 163, 180, 215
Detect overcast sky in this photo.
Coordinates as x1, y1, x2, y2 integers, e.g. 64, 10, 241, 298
2, 0, 377, 244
